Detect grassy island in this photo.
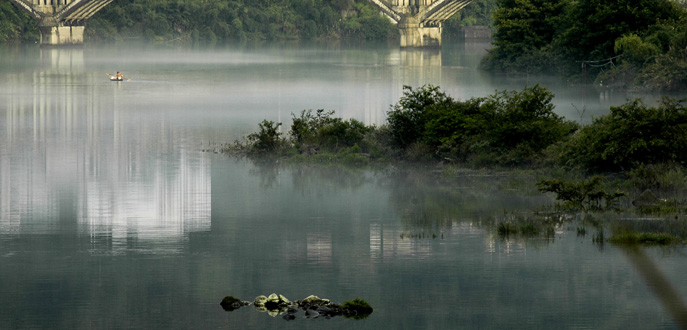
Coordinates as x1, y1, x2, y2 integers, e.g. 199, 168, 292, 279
219, 84, 687, 245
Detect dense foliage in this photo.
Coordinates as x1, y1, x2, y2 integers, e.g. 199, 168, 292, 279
443, 0, 498, 38
234, 83, 687, 176
556, 98, 687, 172
85, 0, 399, 42
233, 85, 579, 167
0, 1, 38, 43
482, 0, 568, 73
0, 0, 398, 43
246, 120, 285, 153
387, 84, 578, 165
290, 109, 370, 153
482, 0, 687, 90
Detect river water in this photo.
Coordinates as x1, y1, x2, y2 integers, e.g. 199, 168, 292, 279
0, 41, 685, 329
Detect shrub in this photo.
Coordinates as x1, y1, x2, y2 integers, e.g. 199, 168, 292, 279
386, 85, 454, 149
423, 97, 484, 159
558, 98, 687, 172
290, 109, 370, 153
476, 85, 578, 165
246, 120, 284, 154
389, 84, 577, 165
536, 176, 625, 211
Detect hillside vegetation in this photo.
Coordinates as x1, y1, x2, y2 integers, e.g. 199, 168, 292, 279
482, 0, 687, 91
86, 0, 396, 42
0, 0, 496, 43
0, 0, 38, 42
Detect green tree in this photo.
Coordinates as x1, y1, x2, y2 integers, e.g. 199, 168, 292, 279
247, 120, 284, 153
290, 109, 369, 153
386, 85, 455, 149
482, 0, 687, 86
443, 0, 498, 38
476, 84, 577, 164
83, 0, 395, 43
0, 1, 38, 42
481, 0, 569, 73
557, 0, 680, 64
387, 85, 577, 165
614, 33, 660, 66
559, 98, 687, 172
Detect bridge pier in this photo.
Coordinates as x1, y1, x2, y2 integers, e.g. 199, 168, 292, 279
10, 0, 112, 46
39, 24, 85, 45
398, 17, 441, 48
367, 0, 475, 48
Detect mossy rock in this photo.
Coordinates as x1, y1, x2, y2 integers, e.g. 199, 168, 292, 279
226, 294, 373, 320
299, 295, 330, 307
220, 296, 250, 311
254, 293, 293, 312
341, 298, 373, 319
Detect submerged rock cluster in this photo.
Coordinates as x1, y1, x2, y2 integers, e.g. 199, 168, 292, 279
220, 293, 373, 320
219, 296, 251, 311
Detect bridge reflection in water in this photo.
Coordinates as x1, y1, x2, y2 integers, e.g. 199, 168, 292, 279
340, 47, 443, 126
0, 48, 211, 254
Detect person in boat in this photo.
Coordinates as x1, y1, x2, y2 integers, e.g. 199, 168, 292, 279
116, 71, 123, 80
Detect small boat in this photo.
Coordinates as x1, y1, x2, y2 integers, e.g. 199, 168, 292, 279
107, 72, 126, 81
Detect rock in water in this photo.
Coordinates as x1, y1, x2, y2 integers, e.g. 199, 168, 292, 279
253, 295, 268, 307
220, 296, 250, 311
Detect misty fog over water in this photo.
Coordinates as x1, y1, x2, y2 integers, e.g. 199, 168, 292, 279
0, 41, 685, 329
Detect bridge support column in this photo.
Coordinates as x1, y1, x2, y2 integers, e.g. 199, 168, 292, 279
39, 25, 85, 45
10, 0, 112, 46
398, 17, 442, 48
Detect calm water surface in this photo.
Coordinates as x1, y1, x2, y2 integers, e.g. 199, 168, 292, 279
0, 42, 686, 329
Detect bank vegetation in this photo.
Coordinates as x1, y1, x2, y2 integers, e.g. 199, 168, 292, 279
222, 84, 687, 243
482, 0, 687, 92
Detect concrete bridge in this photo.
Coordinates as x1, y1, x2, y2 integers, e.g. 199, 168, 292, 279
10, 0, 475, 47
9, 0, 112, 45
367, 0, 476, 47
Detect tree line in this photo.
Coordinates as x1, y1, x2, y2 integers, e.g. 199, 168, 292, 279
482, 0, 687, 91
232, 83, 687, 174
230, 83, 687, 217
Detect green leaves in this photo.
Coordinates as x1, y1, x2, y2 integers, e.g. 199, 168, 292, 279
484, 0, 569, 71
290, 109, 369, 153
559, 98, 687, 171
386, 84, 577, 165
85, 0, 395, 42
560, 0, 679, 61
386, 85, 454, 149
614, 33, 660, 65
0, 1, 37, 43
247, 120, 285, 153
484, 0, 686, 82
